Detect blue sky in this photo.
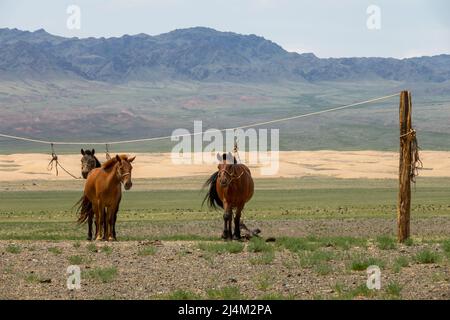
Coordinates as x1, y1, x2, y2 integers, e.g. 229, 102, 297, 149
0, 0, 449, 58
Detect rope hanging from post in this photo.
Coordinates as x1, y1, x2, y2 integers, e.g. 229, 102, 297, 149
233, 130, 241, 164
400, 129, 423, 183
47, 143, 81, 179
105, 144, 111, 160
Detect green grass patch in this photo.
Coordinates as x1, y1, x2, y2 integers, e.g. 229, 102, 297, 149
5, 244, 21, 254
48, 247, 62, 255
249, 251, 275, 265
101, 246, 112, 255
277, 237, 318, 252
73, 241, 81, 248
25, 273, 41, 283
165, 290, 202, 300
334, 283, 378, 300
376, 236, 396, 250
385, 281, 402, 299
415, 250, 441, 264
86, 267, 118, 283
68, 255, 88, 265
255, 274, 272, 291
259, 293, 295, 300
441, 240, 450, 257
138, 246, 157, 256
350, 255, 385, 271
299, 250, 334, 268
206, 286, 243, 300
248, 237, 273, 253
87, 243, 97, 253
198, 242, 244, 254
393, 256, 409, 273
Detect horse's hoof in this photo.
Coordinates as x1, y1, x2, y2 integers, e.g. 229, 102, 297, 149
107, 237, 116, 242
232, 235, 241, 241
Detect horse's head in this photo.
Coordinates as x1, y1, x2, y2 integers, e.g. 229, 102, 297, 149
81, 148, 98, 179
115, 154, 136, 190
216, 152, 237, 188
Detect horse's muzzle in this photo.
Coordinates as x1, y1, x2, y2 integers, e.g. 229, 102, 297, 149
124, 181, 132, 190
82, 171, 88, 179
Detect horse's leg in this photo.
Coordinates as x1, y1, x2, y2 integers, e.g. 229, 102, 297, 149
222, 202, 232, 241
233, 205, 243, 240
107, 204, 118, 241
87, 212, 93, 241
112, 204, 119, 241
95, 202, 105, 241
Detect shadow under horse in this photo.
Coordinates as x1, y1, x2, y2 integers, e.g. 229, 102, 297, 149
203, 152, 254, 240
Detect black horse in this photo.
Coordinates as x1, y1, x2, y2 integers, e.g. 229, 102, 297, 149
80, 149, 101, 179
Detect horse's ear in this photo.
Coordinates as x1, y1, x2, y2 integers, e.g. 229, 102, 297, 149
216, 153, 222, 163
115, 154, 121, 163
91, 149, 95, 155
81, 149, 85, 155
128, 156, 136, 163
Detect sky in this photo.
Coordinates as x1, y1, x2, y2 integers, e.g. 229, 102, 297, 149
0, 0, 449, 58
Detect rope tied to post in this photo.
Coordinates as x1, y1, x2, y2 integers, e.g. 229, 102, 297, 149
105, 144, 111, 160
47, 143, 81, 179
400, 129, 423, 183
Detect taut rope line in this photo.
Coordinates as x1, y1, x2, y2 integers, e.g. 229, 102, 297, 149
0, 93, 399, 146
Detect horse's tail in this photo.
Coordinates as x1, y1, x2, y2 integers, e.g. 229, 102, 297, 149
75, 195, 93, 224
202, 171, 223, 210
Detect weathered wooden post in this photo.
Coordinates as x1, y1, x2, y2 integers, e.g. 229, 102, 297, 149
397, 91, 412, 242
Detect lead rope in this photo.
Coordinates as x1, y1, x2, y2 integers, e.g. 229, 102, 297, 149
47, 143, 81, 179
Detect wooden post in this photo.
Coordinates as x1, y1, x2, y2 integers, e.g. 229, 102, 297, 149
398, 91, 412, 242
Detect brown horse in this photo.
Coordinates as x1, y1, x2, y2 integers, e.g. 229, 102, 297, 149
203, 152, 254, 240
80, 148, 101, 179
77, 154, 135, 241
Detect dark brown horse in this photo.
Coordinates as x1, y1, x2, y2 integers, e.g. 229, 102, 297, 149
203, 152, 254, 240
80, 148, 101, 179
77, 154, 135, 241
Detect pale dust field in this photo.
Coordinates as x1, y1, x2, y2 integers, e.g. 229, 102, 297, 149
0, 150, 449, 181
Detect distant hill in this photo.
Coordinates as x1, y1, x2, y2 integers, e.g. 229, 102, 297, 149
1, 27, 449, 83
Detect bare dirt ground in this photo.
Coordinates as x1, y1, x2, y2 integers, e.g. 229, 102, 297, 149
1, 150, 450, 181
0, 239, 449, 300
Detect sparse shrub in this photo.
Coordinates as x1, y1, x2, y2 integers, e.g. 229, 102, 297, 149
415, 250, 440, 264
350, 255, 385, 271
249, 251, 275, 265
385, 281, 402, 298
48, 247, 62, 255
86, 267, 117, 283
138, 246, 157, 256
376, 236, 396, 250
393, 256, 409, 273
6, 244, 21, 254
207, 286, 243, 300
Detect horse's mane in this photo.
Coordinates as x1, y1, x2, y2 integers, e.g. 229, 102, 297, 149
101, 155, 128, 170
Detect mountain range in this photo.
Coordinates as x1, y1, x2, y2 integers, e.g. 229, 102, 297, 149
1, 27, 449, 83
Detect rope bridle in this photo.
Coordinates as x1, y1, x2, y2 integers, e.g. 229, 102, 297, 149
218, 167, 246, 187
117, 168, 131, 184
